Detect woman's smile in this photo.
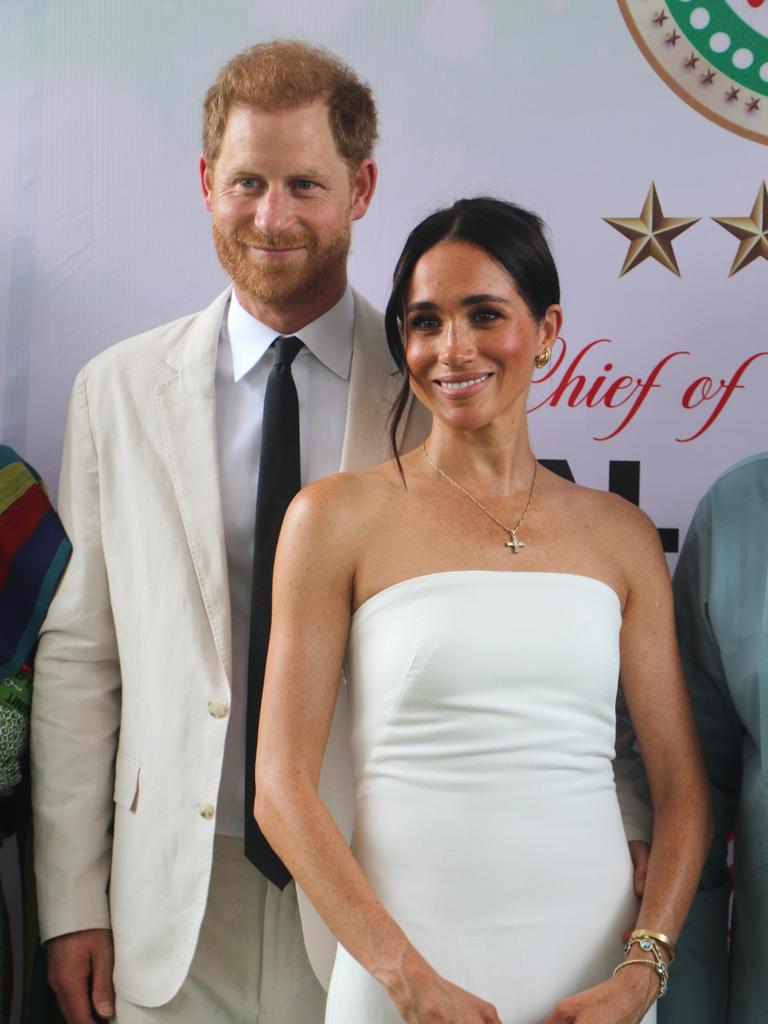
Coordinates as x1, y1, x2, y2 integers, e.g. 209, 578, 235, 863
433, 372, 493, 398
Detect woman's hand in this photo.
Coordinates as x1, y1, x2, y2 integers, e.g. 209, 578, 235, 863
398, 977, 502, 1023
543, 965, 658, 1024
385, 950, 502, 1023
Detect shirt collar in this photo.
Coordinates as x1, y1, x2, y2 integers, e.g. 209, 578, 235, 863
226, 286, 354, 383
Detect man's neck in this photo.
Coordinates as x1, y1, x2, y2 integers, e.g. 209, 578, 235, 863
233, 278, 348, 335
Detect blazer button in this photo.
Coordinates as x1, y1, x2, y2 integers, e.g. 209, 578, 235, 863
208, 701, 229, 719
197, 801, 215, 820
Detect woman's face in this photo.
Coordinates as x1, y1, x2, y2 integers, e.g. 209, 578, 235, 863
404, 239, 561, 433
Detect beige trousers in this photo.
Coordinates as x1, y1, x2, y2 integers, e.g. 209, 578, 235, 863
114, 835, 325, 1023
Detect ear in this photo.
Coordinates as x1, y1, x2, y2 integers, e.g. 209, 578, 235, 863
350, 158, 377, 222
199, 155, 214, 213
538, 304, 563, 351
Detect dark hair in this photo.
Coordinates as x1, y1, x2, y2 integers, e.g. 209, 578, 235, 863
384, 196, 560, 469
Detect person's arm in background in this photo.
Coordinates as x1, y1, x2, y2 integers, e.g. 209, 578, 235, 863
0, 445, 71, 836
615, 689, 653, 896
658, 496, 740, 1024
0, 445, 73, 1022
31, 370, 120, 1024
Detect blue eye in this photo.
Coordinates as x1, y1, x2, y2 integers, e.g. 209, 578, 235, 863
293, 179, 315, 190
239, 178, 257, 189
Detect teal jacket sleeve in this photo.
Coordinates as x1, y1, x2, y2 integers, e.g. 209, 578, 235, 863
660, 498, 741, 1023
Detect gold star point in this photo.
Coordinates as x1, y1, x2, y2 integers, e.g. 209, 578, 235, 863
665, 29, 681, 45
713, 182, 768, 276
604, 183, 700, 277
653, 10, 669, 25
701, 68, 716, 85
684, 53, 700, 69
725, 86, 740, 103
746, 96, 761, 113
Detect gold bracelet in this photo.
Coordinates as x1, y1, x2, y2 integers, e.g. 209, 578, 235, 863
623, 932, 672, 998
625, 936, 669, 965
628, 929, 676, 962
613, 957, 669, 999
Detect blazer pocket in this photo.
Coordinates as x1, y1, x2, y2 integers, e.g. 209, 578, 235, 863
113, 751, 141, 812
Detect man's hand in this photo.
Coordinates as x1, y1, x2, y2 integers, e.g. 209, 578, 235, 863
628, 840, 651, 898
47, 928, 115, 1023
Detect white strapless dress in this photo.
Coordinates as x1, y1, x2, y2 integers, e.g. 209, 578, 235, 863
324, 571, 655, 1024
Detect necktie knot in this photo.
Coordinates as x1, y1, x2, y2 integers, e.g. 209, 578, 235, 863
273, 336, 303, 368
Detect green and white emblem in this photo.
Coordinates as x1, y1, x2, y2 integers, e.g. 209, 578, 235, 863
618, 0, 768, 143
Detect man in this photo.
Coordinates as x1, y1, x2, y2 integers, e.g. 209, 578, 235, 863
31, 39, 651, 1024
660, 452, 768, 1024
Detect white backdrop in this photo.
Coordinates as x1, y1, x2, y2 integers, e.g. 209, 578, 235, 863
2, 0, 767, 559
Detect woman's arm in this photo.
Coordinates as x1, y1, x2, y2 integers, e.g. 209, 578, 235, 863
619, 508, 713, 942
546, 501, 713, 1024
254, 475, 502, 1024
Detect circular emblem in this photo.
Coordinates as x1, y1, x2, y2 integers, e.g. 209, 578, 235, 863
618, 0, 768, 144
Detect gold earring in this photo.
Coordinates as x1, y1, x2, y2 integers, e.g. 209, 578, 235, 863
534, 347, 551, 369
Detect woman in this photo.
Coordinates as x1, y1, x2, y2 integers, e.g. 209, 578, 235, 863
255, 198, 712, 1024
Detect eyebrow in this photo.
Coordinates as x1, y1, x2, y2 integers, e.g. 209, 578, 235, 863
226, 168, 329, 180
292, 169, 326, 179
405, 294, 510, 314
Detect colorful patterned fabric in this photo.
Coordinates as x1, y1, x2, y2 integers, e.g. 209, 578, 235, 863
0, 665, 32, 799
0, 446, 71, 678
0, 447, 69, 1024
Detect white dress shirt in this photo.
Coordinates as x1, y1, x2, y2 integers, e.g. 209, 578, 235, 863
215, 286, 354, 836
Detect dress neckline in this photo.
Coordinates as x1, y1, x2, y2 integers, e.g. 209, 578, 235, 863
352, 570, 622, 621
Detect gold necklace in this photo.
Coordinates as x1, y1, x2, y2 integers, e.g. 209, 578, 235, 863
420, 442, 537, 553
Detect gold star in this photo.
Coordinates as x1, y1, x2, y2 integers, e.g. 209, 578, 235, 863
746, 96, 761, 113
713, 182, 768, 276
701, 68, 716, 84
604, 183, 700, 277
725, 86, 740, 102
684, 53, 700, 69
653, 10, 669, 25
665, 29, 681, 45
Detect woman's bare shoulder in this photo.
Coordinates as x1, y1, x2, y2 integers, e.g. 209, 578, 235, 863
582, 485, 657, 540
292, 460, 403, 510
282, 461, 406, 552
543, 469, 659, 540
541, 469, 665, 581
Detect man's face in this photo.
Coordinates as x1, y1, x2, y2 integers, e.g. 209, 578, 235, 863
201, 101, 375, 317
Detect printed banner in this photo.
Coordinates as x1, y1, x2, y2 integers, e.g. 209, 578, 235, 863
1, 0, 766, 558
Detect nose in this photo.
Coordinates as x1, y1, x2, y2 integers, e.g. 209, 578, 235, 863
438, 320, 477, 365
253, 185, 296, 238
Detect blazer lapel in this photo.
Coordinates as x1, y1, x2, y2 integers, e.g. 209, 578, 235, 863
340, 290, 403, 472
340, 290, 431, 472
155, 289, 232, 684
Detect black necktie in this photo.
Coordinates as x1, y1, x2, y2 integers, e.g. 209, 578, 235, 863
244, 335, 303, 887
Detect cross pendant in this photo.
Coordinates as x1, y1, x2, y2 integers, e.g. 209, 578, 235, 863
506, 532, 524, 553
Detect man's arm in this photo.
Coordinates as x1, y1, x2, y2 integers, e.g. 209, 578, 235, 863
658, 500, 741, 1024
31, 368, 121, 1021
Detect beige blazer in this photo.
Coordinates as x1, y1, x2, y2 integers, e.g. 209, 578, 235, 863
31, 287, 430, 1007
